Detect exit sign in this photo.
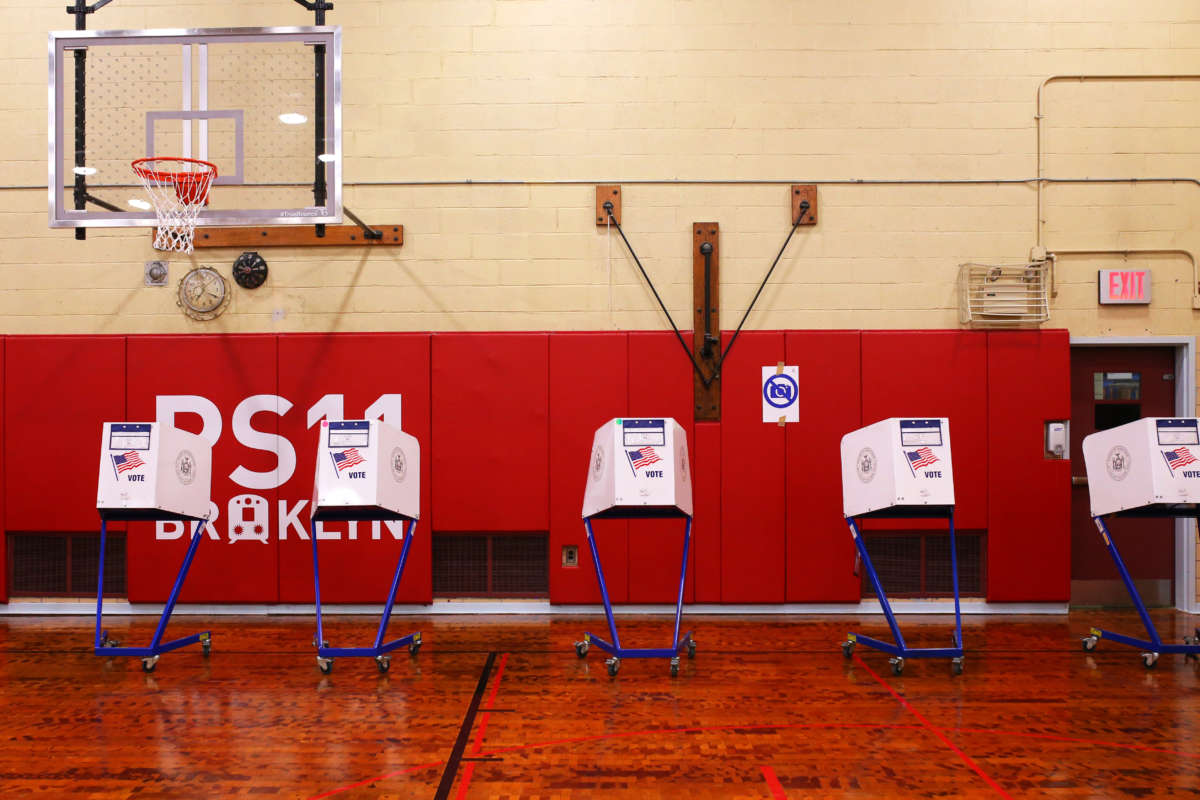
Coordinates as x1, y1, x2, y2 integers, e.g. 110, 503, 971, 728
1098, 269, 1151, 304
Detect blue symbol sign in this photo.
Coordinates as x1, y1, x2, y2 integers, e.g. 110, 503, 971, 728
763, 373, 799, 409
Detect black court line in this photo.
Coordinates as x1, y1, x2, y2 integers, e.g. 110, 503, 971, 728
434, 650, 497, 800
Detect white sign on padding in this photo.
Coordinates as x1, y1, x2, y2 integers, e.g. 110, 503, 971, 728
762, 366, 799, 424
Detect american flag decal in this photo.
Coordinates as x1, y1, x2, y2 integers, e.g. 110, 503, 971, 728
906, 447, 939, 470
112, 451, 146, 474
1163, 446, 1198, 473
627, 447, 662, 471
332, 448, 366, 472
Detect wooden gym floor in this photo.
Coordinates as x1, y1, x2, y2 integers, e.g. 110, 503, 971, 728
2, 610, 1199, 798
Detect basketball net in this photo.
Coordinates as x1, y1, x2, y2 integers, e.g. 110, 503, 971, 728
131, 157, 217, 254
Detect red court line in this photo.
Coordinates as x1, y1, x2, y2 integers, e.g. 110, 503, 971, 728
455, 651, 510, 800
307, 760, 443, 800
852, 654, 1013, 799
761, 765, 787, 799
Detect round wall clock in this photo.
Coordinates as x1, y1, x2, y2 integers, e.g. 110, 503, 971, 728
177, 266, 230, 321
232, 251, 268, 289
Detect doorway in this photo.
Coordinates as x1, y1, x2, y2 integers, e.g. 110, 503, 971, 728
1070, 346, 1176, 606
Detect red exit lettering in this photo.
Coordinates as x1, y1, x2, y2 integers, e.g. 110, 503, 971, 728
1101, 270, 1149, 303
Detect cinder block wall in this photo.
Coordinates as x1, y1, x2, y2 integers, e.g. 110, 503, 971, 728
1, 3, 1199, 590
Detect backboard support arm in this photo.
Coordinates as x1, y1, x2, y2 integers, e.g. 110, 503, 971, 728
66, 0, 115, 239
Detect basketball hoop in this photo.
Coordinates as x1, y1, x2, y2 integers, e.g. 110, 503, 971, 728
131, 157, 217, 254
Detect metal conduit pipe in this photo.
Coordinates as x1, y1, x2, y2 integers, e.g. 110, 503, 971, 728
1036, 74, 1200, 246
1045, 248, 1199, 308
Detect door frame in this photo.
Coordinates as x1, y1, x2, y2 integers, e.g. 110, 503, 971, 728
1070, 335, 1198, 613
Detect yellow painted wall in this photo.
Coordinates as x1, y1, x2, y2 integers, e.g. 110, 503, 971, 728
2, 0, 1198, 341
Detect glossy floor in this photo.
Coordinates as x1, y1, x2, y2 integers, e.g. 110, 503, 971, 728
2, 611, 1199, 798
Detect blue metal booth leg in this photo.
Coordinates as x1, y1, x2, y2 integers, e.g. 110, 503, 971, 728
95, 518, 213, 673
842, 514, 965, 676
575, 517, 696, 677
311, 518, 421, 674
1082, 515, 1200, 668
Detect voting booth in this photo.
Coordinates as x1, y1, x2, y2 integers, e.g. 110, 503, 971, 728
309, 420, 422, 674
575, 418, 696, 676
1080, 418, 1200, 667
839, 418, 964, 675
94, 422, 214, 672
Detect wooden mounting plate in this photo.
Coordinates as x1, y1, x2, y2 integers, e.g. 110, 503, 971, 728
791, 185, 817, 225
178, 224, 404, 248
596, 185, 621, 226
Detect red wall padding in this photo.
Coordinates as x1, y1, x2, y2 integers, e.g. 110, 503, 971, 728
0, 339, 6, 601
125, 335, 279, 603
0, 329, 1072, 606
691, 422, 721, 603
626, 332, 695, 603
548, 333, 629, 603
720, 331, 787, 602
986, 331, 1071, 602
785, 331, 862, 602
431, 333, 549, 532
5, 337, 125, 533
276, 333, 432, 604
860, 331, 989, 530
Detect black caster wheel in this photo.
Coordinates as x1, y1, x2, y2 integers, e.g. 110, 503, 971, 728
606, 657, 620, 677
200, 632, 212, 657
841, 640, 855, 659
670, 657, 680, 677
1141, 652, 1159, 670
575, 641, 589, 658
1081, 635, 1098, 652
376, 656, 391, 673
889, 657, 904, 676
951, 657, 964, 676
409, 635, 422, 656
141, 656, 159, 673
99, 631, 120, 648
317, 657, 333, 675
687, 640, 697, 660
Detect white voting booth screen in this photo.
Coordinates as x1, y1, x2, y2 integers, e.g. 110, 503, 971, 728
1082, 417, 1200, 517
582, 418, 692, 519
96, 422, 212, 521
311, 420, 420, 522
840, 418, 955, 518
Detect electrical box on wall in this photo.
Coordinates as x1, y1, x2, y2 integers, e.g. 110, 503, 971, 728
840, 418, 955, 518
582, 418, 692, 519
1081, 417, 1200, 516
97, 422, 212, 521
311, 419, 420, 522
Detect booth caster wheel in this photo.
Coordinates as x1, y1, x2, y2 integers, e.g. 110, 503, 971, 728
1184, 631, 1198, 661
687, 640, 697, 660
889, 657, 904, 676
575, 641, 589, 658
200, 632, 212, 657
141, 656, 159, 673
99, 631, 121, 648
409, 641, 421, 657
376, 656, 391, 673
1081, 635, 1098, 652
605, 657, 620, 677
841, 640, 855, 659
951, 657, 965, 676
317, 657, 333, 675
1141, 652, 1159, 670
669, 657, 680, 677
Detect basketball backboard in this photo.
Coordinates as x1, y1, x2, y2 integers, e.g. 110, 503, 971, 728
49, 26, 342, 228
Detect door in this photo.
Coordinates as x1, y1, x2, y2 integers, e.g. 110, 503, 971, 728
1070, 346, 1176, 606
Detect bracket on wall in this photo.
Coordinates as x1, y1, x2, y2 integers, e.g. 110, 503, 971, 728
185, 222, 402, 248
791, 185, 818, 225
596, 185, 621, 225
693, 223, 720, 421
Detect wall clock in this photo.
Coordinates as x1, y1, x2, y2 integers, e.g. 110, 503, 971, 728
177, 266, 230, 321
